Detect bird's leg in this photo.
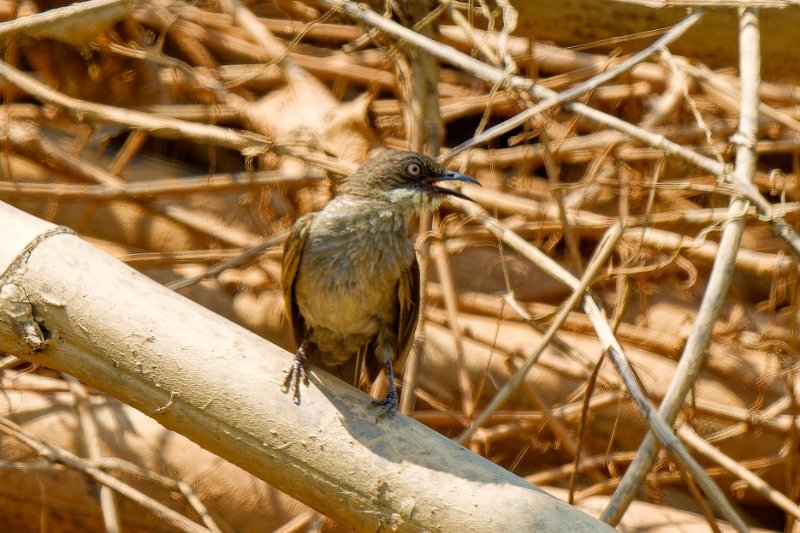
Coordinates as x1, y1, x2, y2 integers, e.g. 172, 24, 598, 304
370, 342, 399, 418
282, 339, 309, 404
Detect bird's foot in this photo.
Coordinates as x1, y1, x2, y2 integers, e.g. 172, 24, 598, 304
281, 350, 309, 404
370, 389, 399, 419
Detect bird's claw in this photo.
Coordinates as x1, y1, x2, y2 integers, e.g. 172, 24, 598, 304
370, 389, 399, 419
282, 355, 309, 404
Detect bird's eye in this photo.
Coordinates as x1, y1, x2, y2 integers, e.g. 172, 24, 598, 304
407, 162, 421, 177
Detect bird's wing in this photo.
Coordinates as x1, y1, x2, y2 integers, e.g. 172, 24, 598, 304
394, 254, 421, 368
282, 213, 314, 348
365, 255, 419, 382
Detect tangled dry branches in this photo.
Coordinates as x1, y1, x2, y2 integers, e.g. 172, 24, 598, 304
1, 0, 800, 531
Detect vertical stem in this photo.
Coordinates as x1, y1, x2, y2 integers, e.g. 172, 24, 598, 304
600, 8, 761, 530
394, 1, 444, 413
431, 238, 475, 417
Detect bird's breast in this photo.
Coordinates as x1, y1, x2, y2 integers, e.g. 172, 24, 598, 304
293, 202, 416, 355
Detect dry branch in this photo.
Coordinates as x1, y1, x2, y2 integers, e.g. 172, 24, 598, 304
0, 414, 207, 533
600, 8, 764, 527
0, 201, 611, 532
321, 0, 800, 259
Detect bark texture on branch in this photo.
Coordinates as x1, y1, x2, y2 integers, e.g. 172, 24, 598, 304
0, 201, 611, 532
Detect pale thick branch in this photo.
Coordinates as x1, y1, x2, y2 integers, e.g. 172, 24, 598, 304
0, 201, 611, 532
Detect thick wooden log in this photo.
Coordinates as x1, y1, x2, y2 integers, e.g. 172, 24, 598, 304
0, 201, 612, 532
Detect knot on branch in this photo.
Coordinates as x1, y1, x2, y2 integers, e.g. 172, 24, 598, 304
0, 284, 50, 353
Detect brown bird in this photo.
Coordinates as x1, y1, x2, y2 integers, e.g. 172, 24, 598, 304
281, 150, 479, 415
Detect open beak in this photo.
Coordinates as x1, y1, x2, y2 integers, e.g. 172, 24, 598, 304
426, 170, 480, 202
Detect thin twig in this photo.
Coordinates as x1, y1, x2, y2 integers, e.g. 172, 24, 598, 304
63, 375, 122, 533
430, 239, 474, 417
445, 8, 705, 158
166, 230, 289, 290
322, 0, 800, 258
676, 461, 724, 533
93, 457, 225, 533
457, 223, 622, 443
0, 415, 210, 533
508, 359, 606, 484
679, 425, 800, 520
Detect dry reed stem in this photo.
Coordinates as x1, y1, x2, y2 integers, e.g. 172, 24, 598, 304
601, 8, 762, 529
399, 211, 431, 415
685, 62, 800, 132
0, 354, 21, 371
0, 0, 135, 44
108, 130, 149, 176
703, 396, 793, 443
677, 462, 724, 533
678, 425, 800, 520
435, 25, 668, 87
459, 185, 798, 277
540, 126, 584, 275
424, 307, 617, 389
527, 451, 638, 486
0, 170, 323, 200
445, 9, 705, 158
498, 295, 615, 381
0, 415, 210, 533
0, 59, 267, 151
119, 247, 280, 267
91, 457, 226, 533
693, 397, 796, 436
430, 239, 475, 417
324, 0, 800, 259
63, 374, 123, 533
216, 0, 302, 75
0, 118, 265, 246
271, 510, 317, 533
388, 0, 443, 414
586, 300, 748, 530
455, 225, 621, 444
430, 304, 798, 424
509, 361, 607, 484
576, 454, 787, 501
0, 57, 353, 176
166, 229, 289, 290
424, 391, 625, 439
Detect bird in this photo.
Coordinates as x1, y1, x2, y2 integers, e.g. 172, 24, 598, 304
281, 150, 479, 416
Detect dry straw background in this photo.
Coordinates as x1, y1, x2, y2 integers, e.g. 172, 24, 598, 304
1, 0, 800, 531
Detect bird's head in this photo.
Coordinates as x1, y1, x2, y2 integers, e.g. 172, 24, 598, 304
338, 150, 479, 209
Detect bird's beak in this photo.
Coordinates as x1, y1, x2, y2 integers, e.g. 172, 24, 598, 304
426, 170, 480, 202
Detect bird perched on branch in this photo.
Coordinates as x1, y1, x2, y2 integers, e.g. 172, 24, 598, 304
281, 150, 479, 416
